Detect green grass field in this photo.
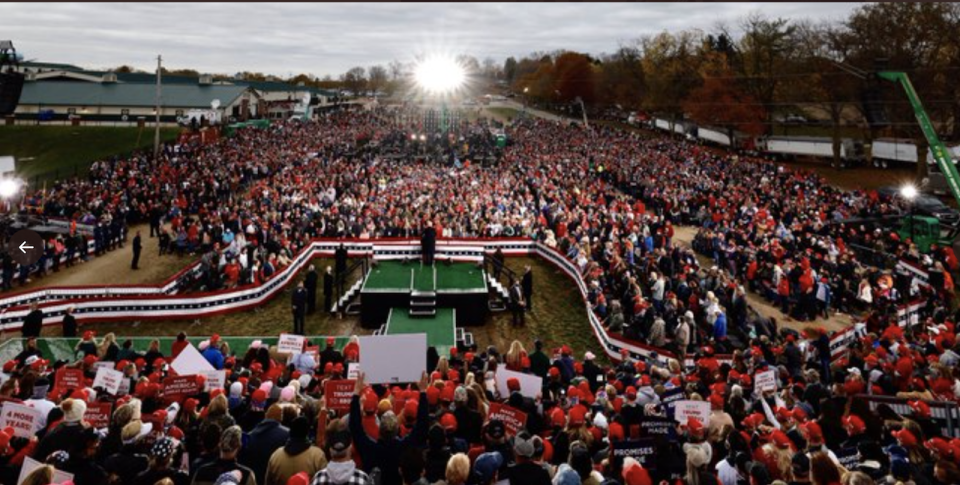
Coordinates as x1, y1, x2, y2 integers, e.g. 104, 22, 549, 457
0, 126, 180, 183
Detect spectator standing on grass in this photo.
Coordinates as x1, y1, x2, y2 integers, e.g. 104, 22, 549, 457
305, 265, 319, 314
521, 266, 533, 312
22, 302, 43, 339
292, 281, 307, 335
131, 230, 142, 270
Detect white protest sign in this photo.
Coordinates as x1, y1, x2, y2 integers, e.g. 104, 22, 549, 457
91, 361, 114, 372
347, 363, 360, 380
358, 334, 427, 384
170, 343, 215, 376
755, 370, 778, 392
278, 334, 306, 355
93, 367, 124, 395
201, 370, 226, 392
673, 400, 711, 424
117, 377, 131, 397
18, 456, 73, 485
1, 402, 42, 438
495, 368, 543, 399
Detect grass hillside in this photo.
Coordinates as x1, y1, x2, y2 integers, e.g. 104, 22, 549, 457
0, 126, 180, 184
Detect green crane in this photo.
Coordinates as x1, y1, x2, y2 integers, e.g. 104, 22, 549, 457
879, 71, 960, 204
879, 71, 960, 252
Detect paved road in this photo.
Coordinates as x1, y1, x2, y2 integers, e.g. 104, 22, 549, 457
488, 100, 580, 124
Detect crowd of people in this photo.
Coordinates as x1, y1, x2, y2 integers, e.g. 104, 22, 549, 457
1, 108, 959, 485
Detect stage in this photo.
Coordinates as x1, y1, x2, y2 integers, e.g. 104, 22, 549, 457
360, 260, 488, 327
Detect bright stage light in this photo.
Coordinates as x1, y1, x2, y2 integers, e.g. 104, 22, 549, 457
900, 184, 918, 200
414, 55, 466, 94
0, 178, 20, 199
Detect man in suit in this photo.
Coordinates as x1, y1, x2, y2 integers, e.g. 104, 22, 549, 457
421, 221, 437, 266
22, 302, 43, 339
509, 278, 525, 327
521, 265, 533, 312
62, 305, 77, 338
305, 265, 319, 314
291, 281, 307, 335
335, 244, 348, 295
324, 266, 335, 315
131, 231, 142, 270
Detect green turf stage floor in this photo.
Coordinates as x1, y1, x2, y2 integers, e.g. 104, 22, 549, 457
362, 260, 486, 293
385, 307, 456, 351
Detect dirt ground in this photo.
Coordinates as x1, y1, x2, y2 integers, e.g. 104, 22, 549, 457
10, 223, 199, 291
671, 226, 852, 333
778, 159, 916, 192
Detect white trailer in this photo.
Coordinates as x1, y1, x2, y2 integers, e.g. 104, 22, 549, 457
654, 118, 671, 131
698, 127, 732, 147
763, 136, 863, 168
871, 138, 960, 168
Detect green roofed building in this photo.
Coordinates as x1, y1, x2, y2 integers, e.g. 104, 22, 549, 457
9, 61, 340, 125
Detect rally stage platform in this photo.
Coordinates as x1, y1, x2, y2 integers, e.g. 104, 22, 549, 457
359, 260, 488, 328
377, 307, 459, 355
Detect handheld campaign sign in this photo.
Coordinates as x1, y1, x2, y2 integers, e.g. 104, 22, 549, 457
755, 370, 777, 392
201, 370, 226, 392
18, 456, 73, 485
56, 368, 84, 391
358, 334, 427, 384
163, 375, 201, 401
673, 400, 711, 424
612, 439, 657, 469
487, 402, 528, 436
93, 367, 124, 395
1, 402, 42, 438
83, 402, 113, 429
495, 368, 543, 399
279, 333, 306, 355
170, 343, 215, 376
324, 380, 355, 413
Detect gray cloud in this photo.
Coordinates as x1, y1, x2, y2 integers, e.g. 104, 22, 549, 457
3, 2, 862, 76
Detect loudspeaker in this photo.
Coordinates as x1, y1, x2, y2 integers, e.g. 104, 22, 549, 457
0, 72, 24, 116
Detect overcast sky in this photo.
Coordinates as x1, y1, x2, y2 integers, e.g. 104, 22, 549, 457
6, 2, 862, 77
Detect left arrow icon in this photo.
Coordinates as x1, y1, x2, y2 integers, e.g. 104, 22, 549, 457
18, 241, 33, 253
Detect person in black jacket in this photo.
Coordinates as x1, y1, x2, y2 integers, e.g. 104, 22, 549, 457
192, 425, 256, 485
131, 231, 142, 270
421, 221, 437, 266
238, 404, 289, 485
22, 302, 43, 339
335, 244, 348, 295
291, 281, 307, 335
324, 266, 335, 315
62, 305, 78, 338
507, 431, 551, 485
350, 371, 430, 485
521, 266, 534, 312
305, 265, 319, 314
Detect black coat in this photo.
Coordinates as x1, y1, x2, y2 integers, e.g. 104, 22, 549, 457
521, 271, 533, 296
292, 288, 307, 314
22, 309, 44, 338
324, 272, 334, 296
305, 269, 319, 292
62, 314, 77, 338
238, 419, 289, 485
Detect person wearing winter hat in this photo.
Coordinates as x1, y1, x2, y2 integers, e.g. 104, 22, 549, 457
620, 457, 652, 485
508, 431, 551, 485
193, 425, 256, 485
312, 429, 371, 485
134, 436, 188, 485
104, 419, 152, 484
263, 416, 327, 485
473, 451, 505, 485
239, 402, 290, 484
552, 463, 580, 485
684, 442, 717, 485
34, 398, 87, 461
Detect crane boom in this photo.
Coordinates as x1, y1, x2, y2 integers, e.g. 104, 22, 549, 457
878, 71, 960, 206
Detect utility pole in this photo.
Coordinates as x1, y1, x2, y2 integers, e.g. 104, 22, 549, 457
154, 54, 162, 160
